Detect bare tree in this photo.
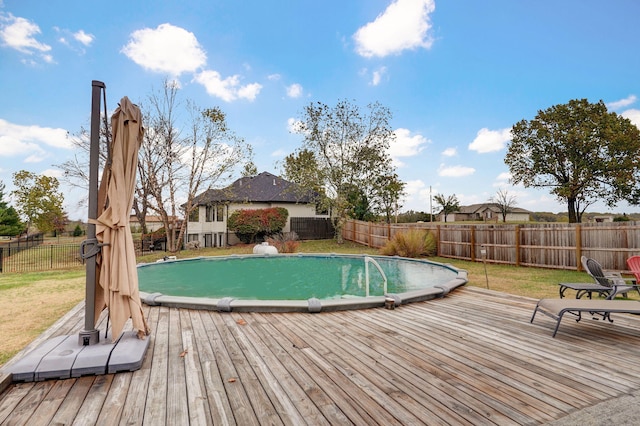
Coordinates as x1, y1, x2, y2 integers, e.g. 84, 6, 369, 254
57, 80, 253, 251
490, 188, 517, 222
141, 81, 252, 252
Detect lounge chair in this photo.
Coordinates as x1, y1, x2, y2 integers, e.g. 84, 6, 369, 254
555, 256, 624, 299
558, 282, 611, 299
626, 255, 640, 284
530, 298, 640, 337
582, 256, 639, 299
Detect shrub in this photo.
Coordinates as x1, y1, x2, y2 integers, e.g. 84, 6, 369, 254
379, 229, 437, 258
228, 207, 289, 243
72, 224, 84, 237
267, 232, 300, 253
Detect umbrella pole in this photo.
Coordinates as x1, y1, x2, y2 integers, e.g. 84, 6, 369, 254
78, 80, 105, 346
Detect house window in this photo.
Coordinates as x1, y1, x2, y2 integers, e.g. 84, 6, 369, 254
189, 208, 199, 222
206, 206, 214, 222
216, 205, 224, 222
187, 233, 199, 242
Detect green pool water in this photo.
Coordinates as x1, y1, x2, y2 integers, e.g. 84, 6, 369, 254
137, 254, 459, 301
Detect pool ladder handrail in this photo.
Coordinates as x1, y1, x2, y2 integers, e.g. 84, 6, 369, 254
364, 256, 388, 297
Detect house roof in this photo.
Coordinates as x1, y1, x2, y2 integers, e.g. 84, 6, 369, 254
457, 203, 532, 214
192, 172, 316, 205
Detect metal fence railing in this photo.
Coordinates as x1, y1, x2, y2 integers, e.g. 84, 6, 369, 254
0, 243, 84, 273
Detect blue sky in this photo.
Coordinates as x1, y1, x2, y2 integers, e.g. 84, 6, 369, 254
1, 0, 640, 220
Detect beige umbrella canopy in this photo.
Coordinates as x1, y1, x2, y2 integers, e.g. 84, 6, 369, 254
93, 96, 150, 341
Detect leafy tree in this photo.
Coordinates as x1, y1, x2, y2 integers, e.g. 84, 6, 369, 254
506, 99, 640, 223
291, 100, 397, 242
12, 171, 65, 234
490, 188, 517, 222
372, 172, 405, 223
433, 194, 459, 222
0, 181, 23, 236
48, 210, 69, 237
241, 160, 258, 177
345, 185, 375, 221
281, 149, 328, 206
73, 224, 84, 237
396, 210, 430, 223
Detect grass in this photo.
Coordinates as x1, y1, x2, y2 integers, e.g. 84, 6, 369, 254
0, 268, 85, 367
1, 239, 635, 368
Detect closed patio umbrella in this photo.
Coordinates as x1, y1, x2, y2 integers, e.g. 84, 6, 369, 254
94, 96, 150, 341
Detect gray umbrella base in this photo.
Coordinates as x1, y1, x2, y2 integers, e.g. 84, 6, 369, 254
7, 330, 149, 382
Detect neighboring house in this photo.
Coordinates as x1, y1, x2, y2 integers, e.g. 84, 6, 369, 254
186, 171, 330, 247
440, 203, 531, 222
129, 215, 167, 233
591, 215, 614, 223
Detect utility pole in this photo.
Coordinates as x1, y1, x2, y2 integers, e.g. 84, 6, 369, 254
429, 185, 433, 222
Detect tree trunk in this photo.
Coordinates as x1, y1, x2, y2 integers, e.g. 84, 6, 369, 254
567, 198, 579, 223
333, 216, 345, 244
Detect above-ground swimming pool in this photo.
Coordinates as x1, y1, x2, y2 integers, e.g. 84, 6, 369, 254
138, 253, 467, 313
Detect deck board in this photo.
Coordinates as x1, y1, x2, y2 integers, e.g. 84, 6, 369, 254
3, 286, 640, 425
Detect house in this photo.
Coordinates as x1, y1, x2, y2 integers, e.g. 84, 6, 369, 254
440, 203, 531, 222
185, 171, 330, 247
129, 215, 167, 233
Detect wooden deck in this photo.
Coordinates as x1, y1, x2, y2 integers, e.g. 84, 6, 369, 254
3, 286, 640, 425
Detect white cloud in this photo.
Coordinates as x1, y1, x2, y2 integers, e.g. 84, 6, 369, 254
353, 0, 436, 58
495, 172, 511, 182
270, 149, 288, 158
401, 179, 432, 211
0, 119, 71, 160
40, 168, 63, 178
55, 27, 94, 53
121, 23, 207, 76
286, 83, 303, 98
194, 70, 262, 102
371, 66, 387, 86
237, 82, 262, 101
438, 164, 475, 177
268, 74, 281, 81
621, 109, 640, 129
468, 127, 512, 153
0, 13, 52, 62
441, 147, 457, 157
607, 95, 637, 110
390, 128, 428, 166
73, 30, 94, 46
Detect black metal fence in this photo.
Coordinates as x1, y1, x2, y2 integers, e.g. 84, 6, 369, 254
290, 217, 335, 240
0, 243, 83, 273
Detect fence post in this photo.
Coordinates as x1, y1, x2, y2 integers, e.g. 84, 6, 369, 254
0, 247, 3, 273
515, 225, 521, 267
470, 226, 476, 262
368, 221, 373, 247
436, 225, 441, 257
575, 224, 582, 270
352, 220, 356, 243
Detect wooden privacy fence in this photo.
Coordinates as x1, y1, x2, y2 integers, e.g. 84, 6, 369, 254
343, 220, 640, 272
